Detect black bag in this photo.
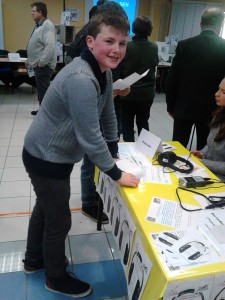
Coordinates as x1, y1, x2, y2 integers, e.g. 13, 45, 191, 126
66, 23, 89, 59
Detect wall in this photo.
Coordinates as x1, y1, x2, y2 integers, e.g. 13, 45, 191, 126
1, 0, 84, 52
2, 0, 160, 51
2, 0, 224, 51
134, 0, 161, 41
0, 0, 3, 48
137, 0, 171, 42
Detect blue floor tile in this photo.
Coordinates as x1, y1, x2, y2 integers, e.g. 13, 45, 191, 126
69, 233, 114, 264
27, 260, 127, 300
0, 271, 26, 300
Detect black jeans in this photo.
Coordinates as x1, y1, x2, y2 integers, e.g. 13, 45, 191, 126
34, 66, 54, 104
25, 171, 71, 278
173, 118, 210, 150
121, 99, 153, 142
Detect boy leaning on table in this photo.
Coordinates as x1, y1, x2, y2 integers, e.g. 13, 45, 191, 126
22, 3, 139, 298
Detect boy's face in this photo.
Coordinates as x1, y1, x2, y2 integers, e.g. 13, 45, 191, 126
86, 25, 127, 72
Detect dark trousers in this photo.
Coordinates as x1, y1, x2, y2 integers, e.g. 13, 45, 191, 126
173, 118, 210, 150
25, 171, 71, 278
121, 99, 153, 142
34, 66, 54, 104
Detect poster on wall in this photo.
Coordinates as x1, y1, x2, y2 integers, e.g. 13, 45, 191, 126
66, 8, 80, 22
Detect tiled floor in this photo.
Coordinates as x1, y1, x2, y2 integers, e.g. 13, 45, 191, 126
0, 84, 195, 299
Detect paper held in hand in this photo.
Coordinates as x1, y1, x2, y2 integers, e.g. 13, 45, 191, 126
113, 69, 149, 90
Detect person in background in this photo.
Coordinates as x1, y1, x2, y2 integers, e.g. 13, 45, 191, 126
120, 15, 159, 142
166, 7, 225, 150
191, 78, 225, 181
27, 2, 56, 116
66, 1, 130, 224
65, 5, 98, 65
22, 5, 139, 298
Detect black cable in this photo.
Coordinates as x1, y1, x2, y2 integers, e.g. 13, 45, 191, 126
176, 186, 225, 211
176, 187, 203, 212
194, 178, 225, 190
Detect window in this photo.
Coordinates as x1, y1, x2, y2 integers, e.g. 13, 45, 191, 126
169, 0, 223, 41
221, 13, 225, 38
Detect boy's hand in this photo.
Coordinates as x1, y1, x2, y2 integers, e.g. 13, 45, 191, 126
113, 87, 130, 97
116, 172, 139, 187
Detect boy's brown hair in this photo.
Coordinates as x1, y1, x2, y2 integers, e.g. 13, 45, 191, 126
88, 2, 129, 39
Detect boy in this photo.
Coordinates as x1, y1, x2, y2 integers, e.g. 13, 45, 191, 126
22, 4, 139, 298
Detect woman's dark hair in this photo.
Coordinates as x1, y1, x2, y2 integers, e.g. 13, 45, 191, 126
31, 2, 47, 18
88, 3, 129, 39
211, 107, 225, 142
132, 16, 153, 37
89, 6, 98, 19
97, 0, 108, 5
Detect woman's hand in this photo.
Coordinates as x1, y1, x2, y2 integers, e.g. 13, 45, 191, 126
113, 87, 130, 97
190, 150, 203, 159
116, 172, 140, 187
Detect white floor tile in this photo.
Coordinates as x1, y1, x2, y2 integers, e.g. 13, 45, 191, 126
13, 118, 33, 126
0, 131, 11, 138
0, 216, 29, 242
4, 156, 24, 168
9, 138, 24, 147
30, 196, 36, 211
0, 197, 30, 214
70, 193, 82, 209
0, 122, 14, 131
70, 164, 81, 179
0, 138, 10, 147
70, 178, 81, 194
11, 130, 27, 138
7, 146, 23, 157
0, 157, 6, 168
0, 147, 8, 157
0, 181, 30, 198
69, 211, 101, 235
2, 168, 29, 181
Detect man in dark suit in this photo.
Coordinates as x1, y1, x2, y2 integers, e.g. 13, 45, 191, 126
166, 7, 225, 150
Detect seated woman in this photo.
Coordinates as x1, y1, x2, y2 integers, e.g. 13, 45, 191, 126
191, 78, 225, 181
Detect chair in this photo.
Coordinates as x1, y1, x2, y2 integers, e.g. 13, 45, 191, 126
11, 49, 36, 92
16, 49, 27, 58
0, 49, 13, 87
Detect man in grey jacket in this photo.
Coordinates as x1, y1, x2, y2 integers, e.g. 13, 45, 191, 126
27, 2, 56, 116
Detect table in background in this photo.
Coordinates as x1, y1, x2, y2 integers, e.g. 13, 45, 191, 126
156, 62, 171, 93
0, 58, 65, 91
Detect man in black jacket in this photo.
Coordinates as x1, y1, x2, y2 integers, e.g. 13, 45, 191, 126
65, 5, 98, 64
166, 7, 225, 150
